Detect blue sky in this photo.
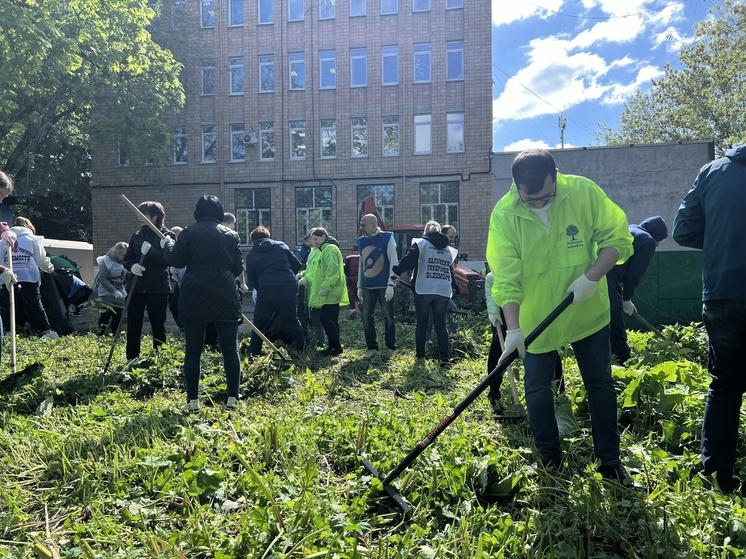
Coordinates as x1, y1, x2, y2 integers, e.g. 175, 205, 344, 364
491, 0, 712, 152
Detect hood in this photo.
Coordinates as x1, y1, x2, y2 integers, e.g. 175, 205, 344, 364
423, 231, 450, 250
326, 235, 340, 247
105, 246, 125, 263
726, 145, 746, 163
251, 238, 279, 253
639, 216, 668, 242
10, 226, 33, 237
96, 255, 105, 267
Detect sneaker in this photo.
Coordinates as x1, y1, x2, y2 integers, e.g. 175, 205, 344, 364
319, 347, 342, 356
42, 330, 59, 339
386, 348, 396, 358
598, 463, 642, 488
364, 349, 378, 359
181, 399, 200, 414
226, 396, 238, 410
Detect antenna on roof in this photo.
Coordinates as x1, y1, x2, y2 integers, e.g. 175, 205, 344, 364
559, 115, 567, 149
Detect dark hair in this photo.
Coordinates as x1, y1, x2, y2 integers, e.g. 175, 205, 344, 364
250, 226, 270, 242
193, 194, 224, 222
511, 149, 558, 195
138, 201, 166, 228
14, 216, 35, 234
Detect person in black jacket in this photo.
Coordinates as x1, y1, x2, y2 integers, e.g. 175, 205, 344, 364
245, 226, 305, 356
162, 195, 244, 413
606, 216, 668, 364
123, 201, 174, 360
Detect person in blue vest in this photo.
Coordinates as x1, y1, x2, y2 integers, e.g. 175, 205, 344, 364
606, 216, 668, 365
356, 213, 398, 358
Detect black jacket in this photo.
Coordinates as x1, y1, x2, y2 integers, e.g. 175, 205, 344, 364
245, 238, 302, 291
124, 225, 174, 294
165, 217, 244, 324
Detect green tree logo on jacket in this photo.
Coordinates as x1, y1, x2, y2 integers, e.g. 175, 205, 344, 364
566, 225, 579, 241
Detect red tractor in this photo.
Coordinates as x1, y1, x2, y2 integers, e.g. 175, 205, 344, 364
345, 197, 486, 317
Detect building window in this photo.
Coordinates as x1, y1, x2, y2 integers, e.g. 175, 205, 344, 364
172, 0, 185, 29
320, 119, 336, 158
319, 0, 334, 19
446, 0, 462, 7
229, 57, 244, 94
235, 188, 271, 245
447, 112, 464, 153
201, 0, 214, 27
350, 0, 365, 16
319, 51, 336, 89
173, 126, 187, 164
259, 55, 275, 92
381, 0, 397, 14
414, 114, 431, 155
351, 117, 368, 158
296, 187, 332, 243
446, 41, 464, 81
229, 0, 243, 25
231, 123, 246, 161
259, 0, 273, 24
201, 62, 216, 95
260, 121, 275, 160
414, 44, 431, 83
289, 52, 305, 90
118, 144, 130, 167
382, 116, 399, 156
413, 0, 429, 12
381, 46, 398, 86
289, 0, 303, 21
202, 125, 217, 163
357, 184, 394, 226
420, 182, 459, 231
290, 120, 306, 159
350, 48, 367, 87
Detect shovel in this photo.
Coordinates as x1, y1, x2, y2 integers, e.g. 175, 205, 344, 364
362, 293, 574, 514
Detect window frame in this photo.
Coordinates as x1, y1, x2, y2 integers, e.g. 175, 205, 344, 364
413, 43, 431, 83
288, 0, 304, 21
295, 186, 333, 244
229, 56, 245, 95
235, 188, 272, 246
230, 123, 246, 162
351, 117, 368, 158
413, 0, 430, 12
419, 182, 459, 232
381, 0, 397, 14
201, 61, 216, 95
173, 126, 188, 164
446, 112, 465, 154
200, 0, 214, 28
290, 119, 306, 160
259, 54, 275, 92
319, 0, 335, 19
350, 0, 366, 17
382, 116, 399, 157
446, 41, 464, 81
202, 125, 217, 163
414, 114, 432, 155
259, 121, 276, 160
381, 46, 399, 86
289, 52, 305, 90
319, 50, 336, 89
228, 0, 243, 25
259, 0, 274, 24
350, 48, 367, 88
320, 118, 337, 159
356, 184, 394, 226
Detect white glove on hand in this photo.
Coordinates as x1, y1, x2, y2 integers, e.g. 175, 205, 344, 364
488, 312, 502, 327
131, 263, 146, 277
240, 283, 250, 295
357, 289, 363, 302
0, 268, 17, 285
623, 299, 636, 316
1, 229, 17, 246
114, 290, 125, 300
500, 328, 526, 361
160, 237, 173, 249
297, 276, 307, 287
318, 289, 328, 297
141, 241, 151, 255
567, 274, 599, 304
385, 285, 394, 302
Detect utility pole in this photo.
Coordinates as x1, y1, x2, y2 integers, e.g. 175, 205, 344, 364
558, 115, 567, 149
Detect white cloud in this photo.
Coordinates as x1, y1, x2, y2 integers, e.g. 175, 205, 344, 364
491, 0, 564, 26
501, 139, 575, 151
602, 64, 663, 104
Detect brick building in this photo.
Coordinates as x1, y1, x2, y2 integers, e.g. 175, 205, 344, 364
91, 0, 494, 260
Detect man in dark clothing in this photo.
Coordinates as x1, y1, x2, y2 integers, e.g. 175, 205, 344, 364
673, 144, 746, 493
245, 226, 305, 356
606, 216, 668, 364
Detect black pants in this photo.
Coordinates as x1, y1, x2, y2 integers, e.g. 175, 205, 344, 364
319, 304, 341, 351
126, 292, 169, 359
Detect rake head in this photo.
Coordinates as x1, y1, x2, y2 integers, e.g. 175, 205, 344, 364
361, 459, 412, 514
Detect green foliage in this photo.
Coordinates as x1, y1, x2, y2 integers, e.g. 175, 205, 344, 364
0, 315, 743, 558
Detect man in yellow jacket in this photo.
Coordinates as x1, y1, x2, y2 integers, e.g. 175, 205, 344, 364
486, 149, 635, 485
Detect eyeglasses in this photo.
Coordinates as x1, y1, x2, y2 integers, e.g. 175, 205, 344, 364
519, 182, 556, 208
360, 222, 375, 228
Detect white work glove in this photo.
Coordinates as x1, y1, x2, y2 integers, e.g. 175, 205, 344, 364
113, 290, 125, 300
240, 283, 250, 295
357, 289, 363, 302
160, 237, 173, 249
1, 229, 17, 246
566, 273, 599, 304
500, 328, 526, 361
297, 276, 307, 287
385, 286, 394, 301
623, 299, 636, 316
131, 263, 146, 277
295, 272, 304, 281
141, 241, 152, 255
318, 289, 328, 297
488, 312, 502, 327
0, 268, 17, 285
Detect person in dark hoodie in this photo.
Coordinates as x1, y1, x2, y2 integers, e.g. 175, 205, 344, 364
392, 220, 458, 367
606, 215, 668, 364
245, 226, 305, 356
162, 195, 244, 413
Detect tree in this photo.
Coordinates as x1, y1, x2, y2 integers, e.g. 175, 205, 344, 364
597, 0, 746, 156
0, 0, 184, 239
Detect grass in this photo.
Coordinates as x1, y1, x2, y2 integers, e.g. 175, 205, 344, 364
0, 310, 745, 558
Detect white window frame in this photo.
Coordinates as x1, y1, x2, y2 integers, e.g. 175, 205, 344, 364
414, 114, 431, 155
259, 55, 275, 92
413, 44, 431, 83
446, 0, 462, 8
289, 52, 305, 90
319, 0, 335, 19
350, 48, 367, 88
229, 0, 243, 25
357, 185, 394, 226
446, 41, 464, 81
172, 0, 185, 29
381, 46, 399, 86
295, 187, 333, 244
229, 57, 244, 95
351, 117, 368, 158
382, 116, 399, 157
230, 123, 246, 162
420, 182, 459, 231
173, 126, 187, 164
118, 143, 130, 167
319, 50, 336, 89
288, 0, 304, 21
235, 188, 272, 245
260, 121, 275, 160
259, 0, 274, 24
202, 125, 217, 163
290, 120, 306, 160
320, 119, 337, 158
447, 112, 465, 153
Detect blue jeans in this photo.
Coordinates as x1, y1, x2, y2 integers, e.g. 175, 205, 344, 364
427, 298, 458, 340
701, 300, 746, 480
414, 294, 449, 360
183, 321, 240, 401
250, 285, 305, 355
361, 288, 395, 351
523, 325, 620, 466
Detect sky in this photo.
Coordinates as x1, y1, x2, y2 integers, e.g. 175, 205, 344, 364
490, 0, 712, 152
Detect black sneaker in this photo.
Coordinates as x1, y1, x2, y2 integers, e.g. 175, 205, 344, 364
598, 463, 642, 488
319, 347, 342, 356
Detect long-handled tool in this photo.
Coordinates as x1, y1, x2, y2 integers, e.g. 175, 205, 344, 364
6, 238, 17, 375
492, 326, 526, 421
632, 309, 693, 361
362, 293, 574, 514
